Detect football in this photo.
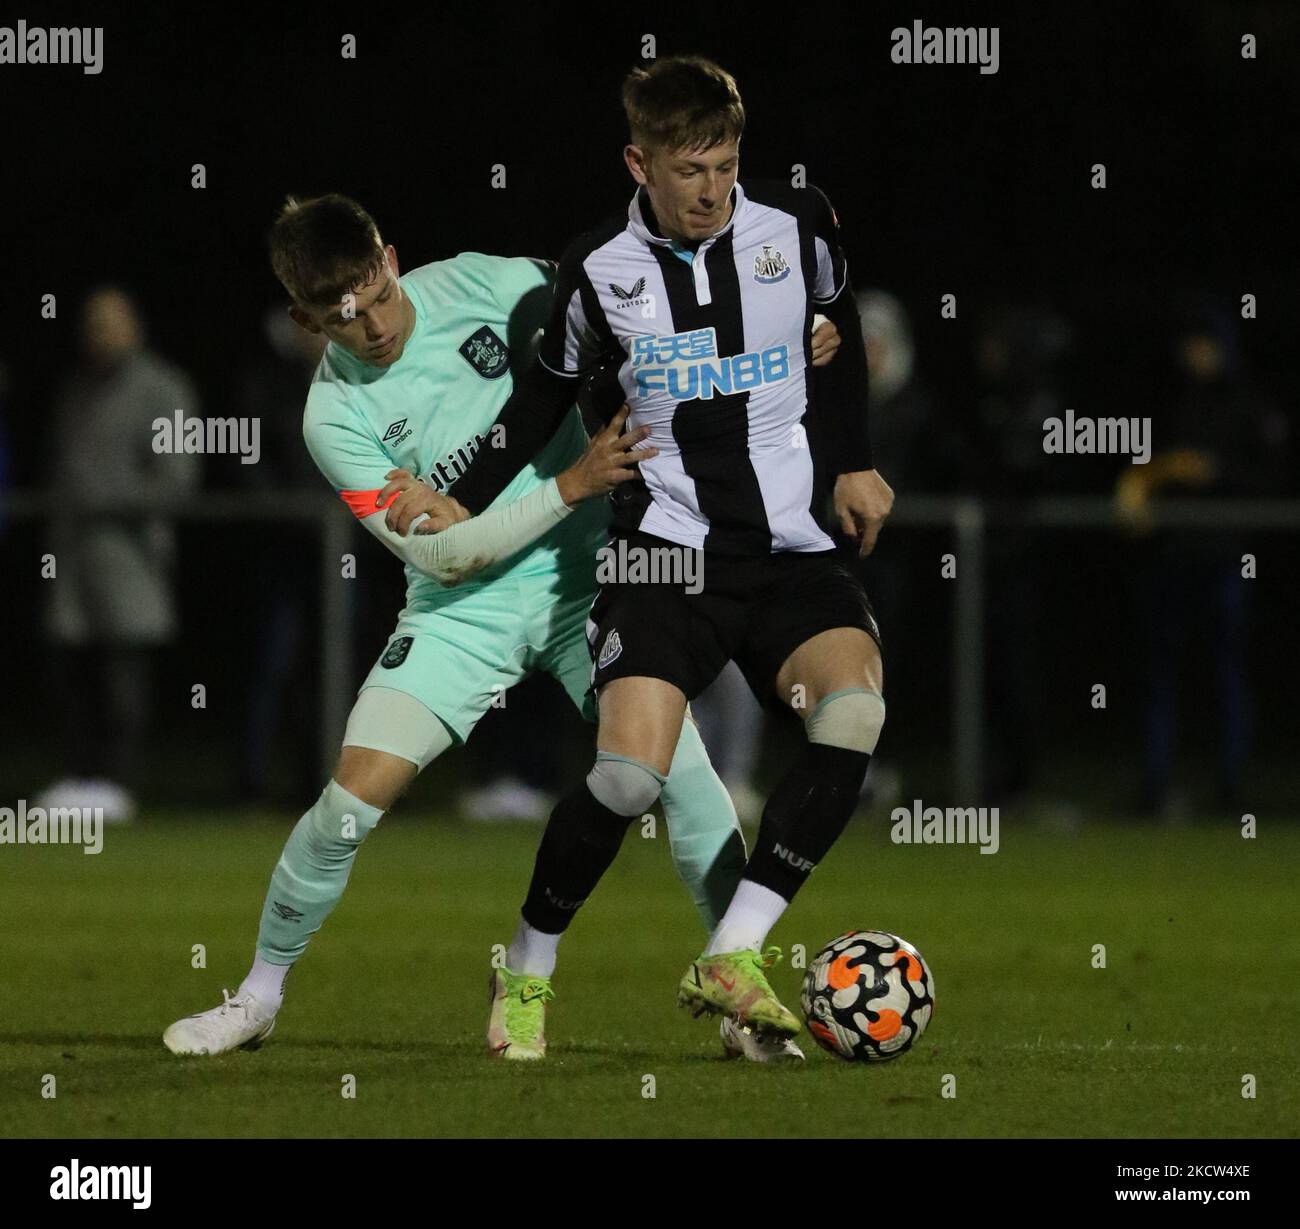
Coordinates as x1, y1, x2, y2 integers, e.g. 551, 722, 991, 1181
801, 930, 935, 1062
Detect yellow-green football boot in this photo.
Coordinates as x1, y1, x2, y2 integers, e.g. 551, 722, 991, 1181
677, 946, 801, 1037
486, 967, 554, 1061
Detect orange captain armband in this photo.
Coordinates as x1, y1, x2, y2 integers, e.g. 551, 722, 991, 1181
338, 488, 399, 519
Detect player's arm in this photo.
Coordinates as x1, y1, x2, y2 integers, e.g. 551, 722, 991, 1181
448, 242, 611, 515
808, 187, 894, 557
366, 478, 564, 586
369, 408, 652, 584
305, 392, 650, 587
445, 362, 576, 516
808, 186, 871, 469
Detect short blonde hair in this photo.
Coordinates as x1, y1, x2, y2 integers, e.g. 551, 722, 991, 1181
622, 55, 745, 154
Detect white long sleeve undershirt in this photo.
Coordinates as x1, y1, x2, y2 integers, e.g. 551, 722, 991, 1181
356, 478, 573, 587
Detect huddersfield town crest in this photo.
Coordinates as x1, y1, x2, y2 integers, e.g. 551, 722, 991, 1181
598, 629, 623, 669
381, 635, 414, 668
458, 326, 510, 379
753, 244, 790, 283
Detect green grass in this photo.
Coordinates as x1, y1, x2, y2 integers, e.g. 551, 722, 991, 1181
1, 812, 1296, 1138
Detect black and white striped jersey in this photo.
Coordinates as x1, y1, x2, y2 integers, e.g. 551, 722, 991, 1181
537, 179, 852, 555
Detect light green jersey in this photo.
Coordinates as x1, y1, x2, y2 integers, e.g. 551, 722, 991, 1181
302, 252, 605, 610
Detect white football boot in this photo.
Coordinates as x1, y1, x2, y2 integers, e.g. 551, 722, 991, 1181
461, 777, 551, 823
720, 1016, 805, 1063
163, 989, 278, 1056
33, 777, 135, 823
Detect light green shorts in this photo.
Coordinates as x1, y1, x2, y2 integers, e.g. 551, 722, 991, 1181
358, 568, 596, 743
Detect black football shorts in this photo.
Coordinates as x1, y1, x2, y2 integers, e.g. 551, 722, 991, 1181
586, 529, 882, 713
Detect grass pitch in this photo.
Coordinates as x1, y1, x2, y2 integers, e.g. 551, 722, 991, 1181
1, 811, 1295, 1138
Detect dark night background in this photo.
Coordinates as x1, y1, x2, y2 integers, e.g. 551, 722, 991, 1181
1, 1, 1296, 813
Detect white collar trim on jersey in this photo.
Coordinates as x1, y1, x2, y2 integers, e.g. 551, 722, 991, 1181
628, 181, 746, 249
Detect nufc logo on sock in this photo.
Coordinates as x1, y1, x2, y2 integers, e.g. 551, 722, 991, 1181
773, 843, 816, 873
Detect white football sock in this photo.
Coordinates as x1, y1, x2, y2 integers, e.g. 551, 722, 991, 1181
238, 954, 290, 1010
704, 880, 789, 955
507, 916, 561, 978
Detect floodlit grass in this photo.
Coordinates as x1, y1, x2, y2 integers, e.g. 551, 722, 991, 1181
1, 813, 1295, 1137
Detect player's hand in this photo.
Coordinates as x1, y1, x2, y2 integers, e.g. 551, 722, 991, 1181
834, 468, 894, 558
378, 469, 470, 536
556, 406, 659, 505
810, 313, 841, 368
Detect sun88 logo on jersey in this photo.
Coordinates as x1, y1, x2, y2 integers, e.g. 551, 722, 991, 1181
801, 930, 935, 1062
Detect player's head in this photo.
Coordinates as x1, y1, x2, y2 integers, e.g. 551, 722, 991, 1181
80, 285, 143, 370
269, 193, 414, 368
622, 55, 744, 243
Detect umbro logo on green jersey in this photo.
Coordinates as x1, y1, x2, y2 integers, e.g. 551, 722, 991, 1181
459, 326, 510, 379
382, 418, 409, 444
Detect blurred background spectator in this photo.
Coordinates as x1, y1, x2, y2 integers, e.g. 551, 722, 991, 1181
858, 290, 937, 493
852, 289, 943, 807
34, 288, 201, 821
962, 301, 1077, 805
1118, 295, 1291, 817
233, 308, 328, 805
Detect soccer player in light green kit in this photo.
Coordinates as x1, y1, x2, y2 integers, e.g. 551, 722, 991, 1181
163, 194, 838, 1061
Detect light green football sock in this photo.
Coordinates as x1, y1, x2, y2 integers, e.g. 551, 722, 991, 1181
659, 718, 748, 931
255, 779, 384, 965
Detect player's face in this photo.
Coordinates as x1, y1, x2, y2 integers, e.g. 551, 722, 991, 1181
291, 244, 415, 369
81, 289, 142, 369
628, 140, 739, 243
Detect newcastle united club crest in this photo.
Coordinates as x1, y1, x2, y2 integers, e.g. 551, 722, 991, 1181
753, 244, 790, 283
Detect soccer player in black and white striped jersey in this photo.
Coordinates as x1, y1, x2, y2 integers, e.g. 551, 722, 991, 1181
450, 55, 894, 1043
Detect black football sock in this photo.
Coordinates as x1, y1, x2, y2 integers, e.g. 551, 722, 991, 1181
744, 743, 870, 903
520, 781, 635, 934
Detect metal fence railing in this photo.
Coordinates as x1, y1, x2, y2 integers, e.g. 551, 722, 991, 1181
4, 493, 1297, 794
3, 491, 353, 780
